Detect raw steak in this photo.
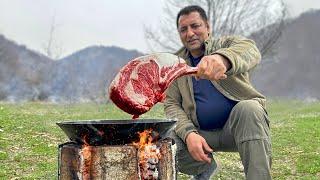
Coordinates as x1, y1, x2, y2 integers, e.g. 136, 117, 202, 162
109, 53, 197, 119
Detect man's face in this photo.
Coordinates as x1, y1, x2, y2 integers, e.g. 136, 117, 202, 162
178, 12, 210, 56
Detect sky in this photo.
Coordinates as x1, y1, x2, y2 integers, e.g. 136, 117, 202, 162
0, 0, 319, 58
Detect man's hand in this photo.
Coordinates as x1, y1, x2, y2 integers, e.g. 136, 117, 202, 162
185, 132, 213, 164
195, 54, 230, 81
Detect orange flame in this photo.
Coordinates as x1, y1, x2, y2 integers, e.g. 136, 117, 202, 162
133, 129, 161, 179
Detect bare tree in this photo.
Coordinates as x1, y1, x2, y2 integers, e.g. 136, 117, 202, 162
43, 14, 64, 59
144, 0, 287, 57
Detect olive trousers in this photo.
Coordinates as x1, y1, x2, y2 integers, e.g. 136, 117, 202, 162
169, 100, 272, 180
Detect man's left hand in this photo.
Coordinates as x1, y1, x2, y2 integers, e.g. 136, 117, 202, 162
195, 54, 230, 81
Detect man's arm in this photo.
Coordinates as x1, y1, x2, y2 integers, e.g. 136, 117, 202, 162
212, 35, 262, 76
196, 36, 261, 81
164, 80, 196, 143
164, 80, 213, 163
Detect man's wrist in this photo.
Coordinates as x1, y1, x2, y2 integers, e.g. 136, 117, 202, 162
185, 131, 199, 142
212, 53, 231, 70
218, 54, 231, 70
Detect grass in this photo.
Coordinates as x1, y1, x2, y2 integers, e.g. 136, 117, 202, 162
0, 100, 319, 179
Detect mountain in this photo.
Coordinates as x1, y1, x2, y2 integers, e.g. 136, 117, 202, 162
0, 35, 142, 102
251, 10, 320, 101
47, 46, 142, 102
0, 35, 54, 101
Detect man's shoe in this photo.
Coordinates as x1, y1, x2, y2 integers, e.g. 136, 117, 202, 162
191, 157, 220, 180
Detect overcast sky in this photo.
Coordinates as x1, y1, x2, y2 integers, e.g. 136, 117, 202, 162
0, 0, 319, 58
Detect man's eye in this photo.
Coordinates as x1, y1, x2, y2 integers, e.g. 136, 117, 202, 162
179, 28, 187, 33
191, 24, 201, 29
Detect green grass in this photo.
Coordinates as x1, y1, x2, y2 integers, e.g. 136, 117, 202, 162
0, 100, 319, 179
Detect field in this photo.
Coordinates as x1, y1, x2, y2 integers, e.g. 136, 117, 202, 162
0, 100, 319, 179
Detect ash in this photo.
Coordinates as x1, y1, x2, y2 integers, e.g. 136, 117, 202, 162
139, 144, 161, 180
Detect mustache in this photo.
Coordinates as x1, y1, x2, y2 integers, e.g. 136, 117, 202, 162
187, 38, 199, 43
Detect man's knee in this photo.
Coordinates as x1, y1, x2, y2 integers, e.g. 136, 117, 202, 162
227, 100, 270, 143
233, 100, 265, 118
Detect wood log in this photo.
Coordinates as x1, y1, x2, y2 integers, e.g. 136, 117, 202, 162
59, 143, 138, 180
58, 140, 176, 180
158, 139, 176, 180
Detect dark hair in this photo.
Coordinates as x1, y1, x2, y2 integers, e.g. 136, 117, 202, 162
176, 5, 208, 28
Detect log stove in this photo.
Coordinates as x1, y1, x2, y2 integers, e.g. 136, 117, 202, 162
57, 119, 177, 180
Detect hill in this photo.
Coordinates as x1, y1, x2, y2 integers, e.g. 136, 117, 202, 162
47, 46, 142, 102
0, 35, 53, 101
252, 10, 320, 101
0, 36, 142, 102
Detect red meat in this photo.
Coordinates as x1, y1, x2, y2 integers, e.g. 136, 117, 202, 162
109, 53, 197, 119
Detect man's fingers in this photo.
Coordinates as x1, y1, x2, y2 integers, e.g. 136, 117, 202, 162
202, 141, 213, 153
196, 57, 208, 78
215, 72, 227, 80
201, 141, 213, 163
199, 63, 227, 81
212, 66, 225, 74
220, 74, 227, 79
195, 141, 212, 163
193, 147, 210, 163
190, 149, 202, 162
212, 67, 227, 80
189, 146, 210, 163
204, 155, 212, 164
199, 152, 211, 163
186, 132, 212, 164
195, 54, 230, 81
194, 153, 203, 162
206, 60, 214, 78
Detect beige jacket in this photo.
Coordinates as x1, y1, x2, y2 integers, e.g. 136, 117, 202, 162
164, 35, 266, 143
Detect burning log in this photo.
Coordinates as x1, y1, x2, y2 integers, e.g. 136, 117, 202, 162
133, 129, 162, 180
58, 139, 176, 180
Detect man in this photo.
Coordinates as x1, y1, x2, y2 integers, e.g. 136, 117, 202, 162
164, 5, 272, 180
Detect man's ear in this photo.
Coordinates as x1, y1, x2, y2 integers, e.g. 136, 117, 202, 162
206, 21, 211, 34
206, 21, 210, 29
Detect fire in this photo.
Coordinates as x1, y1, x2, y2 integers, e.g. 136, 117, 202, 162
133, 129, 161, 180
80, 135, 94, 180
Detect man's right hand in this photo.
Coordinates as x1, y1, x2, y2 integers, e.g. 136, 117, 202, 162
185, 132, 213, 164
